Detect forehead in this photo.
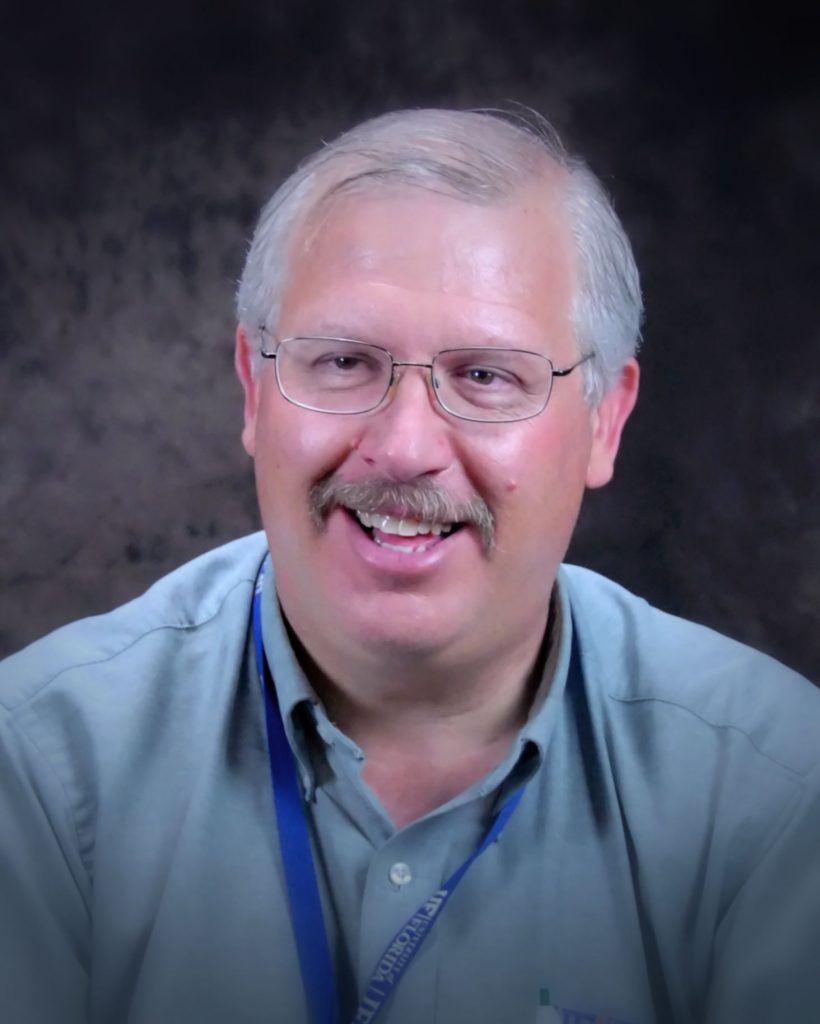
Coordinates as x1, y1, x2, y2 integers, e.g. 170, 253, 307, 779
278, 181, 577, 345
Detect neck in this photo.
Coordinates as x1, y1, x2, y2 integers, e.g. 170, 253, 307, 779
288, 605, 550, 744
284, 601, 555, 825
333, 664, 542, 827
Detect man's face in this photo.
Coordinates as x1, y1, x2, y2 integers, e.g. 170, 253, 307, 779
237, 183, 637, 665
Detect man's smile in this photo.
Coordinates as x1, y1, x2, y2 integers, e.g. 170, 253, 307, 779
322, 503, 475, 577
309, 474, 495, 552
353, 511, 456, 537
351, 509, 459, 553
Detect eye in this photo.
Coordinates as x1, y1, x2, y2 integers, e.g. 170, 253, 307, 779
323, 354, 365, 371
312, 351, 378, 374
465, 367, 499, 386
455, 363, 519, 389
305, 346, 385, 389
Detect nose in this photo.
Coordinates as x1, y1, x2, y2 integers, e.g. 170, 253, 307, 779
353, 363, 454, 481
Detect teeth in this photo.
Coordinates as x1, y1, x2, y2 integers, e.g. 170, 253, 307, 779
397, 518, 419, 537
353, 510, 455, 537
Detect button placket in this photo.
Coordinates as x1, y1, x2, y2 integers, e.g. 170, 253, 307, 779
357, 825, 447, 1023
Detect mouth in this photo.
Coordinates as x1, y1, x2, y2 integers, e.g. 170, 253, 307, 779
309, 476, 495, 554
346, 508, 465, 553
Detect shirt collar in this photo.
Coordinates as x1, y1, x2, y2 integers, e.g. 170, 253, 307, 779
519, 569, 573, 757
258, 553, 574, 797
258, 556, 324, 795
470, 576, 574, 804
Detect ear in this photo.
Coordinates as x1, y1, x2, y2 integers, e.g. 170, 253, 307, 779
234, 325, 260, 457
585, 358, 640, 489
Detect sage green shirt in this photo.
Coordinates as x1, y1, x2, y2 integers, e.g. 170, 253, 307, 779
1, 533, 819, 1024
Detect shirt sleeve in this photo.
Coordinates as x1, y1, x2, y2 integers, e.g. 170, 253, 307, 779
0, 709, 91, 1024
704, 764, 820, 1024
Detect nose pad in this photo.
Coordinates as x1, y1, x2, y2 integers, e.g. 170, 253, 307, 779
387, 362, 439, 410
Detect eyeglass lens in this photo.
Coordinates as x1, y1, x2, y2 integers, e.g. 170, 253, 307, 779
274, 336, 554, 422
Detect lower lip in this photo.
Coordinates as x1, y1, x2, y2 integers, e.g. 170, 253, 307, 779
329, 509, 468, 577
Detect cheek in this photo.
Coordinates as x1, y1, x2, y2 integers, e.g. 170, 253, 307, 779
476, 419, 592, 532
474, 421, 572, 493
255, 401, 363, 499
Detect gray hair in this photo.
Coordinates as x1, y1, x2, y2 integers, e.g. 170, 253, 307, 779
236, 108, 642, 405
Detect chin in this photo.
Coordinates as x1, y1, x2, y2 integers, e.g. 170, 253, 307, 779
336, 598, 463, 660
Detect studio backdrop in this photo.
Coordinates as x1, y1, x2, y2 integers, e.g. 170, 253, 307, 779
1, 2, 818, 682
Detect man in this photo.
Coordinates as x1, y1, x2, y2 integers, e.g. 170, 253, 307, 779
1, 109, 818, 1024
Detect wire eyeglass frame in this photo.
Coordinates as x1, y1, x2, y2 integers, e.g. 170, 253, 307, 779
258, 329, 594, 423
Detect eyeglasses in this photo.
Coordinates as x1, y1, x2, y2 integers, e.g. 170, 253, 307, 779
259, 332, 594, 423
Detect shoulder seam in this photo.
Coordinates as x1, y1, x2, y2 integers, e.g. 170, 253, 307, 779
4, 574, 257, 714
608, 692, 810, 779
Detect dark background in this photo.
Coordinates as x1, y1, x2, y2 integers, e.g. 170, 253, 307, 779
1, 1, 818, 682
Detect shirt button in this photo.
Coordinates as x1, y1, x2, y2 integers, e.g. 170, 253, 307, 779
388, 862, 413, 887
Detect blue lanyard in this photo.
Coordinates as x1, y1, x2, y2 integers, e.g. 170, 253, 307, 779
253, 562, 527, 1024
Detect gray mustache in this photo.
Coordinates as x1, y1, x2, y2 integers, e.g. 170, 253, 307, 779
309, 476, 496, 553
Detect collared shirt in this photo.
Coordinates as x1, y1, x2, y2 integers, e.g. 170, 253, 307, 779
1, 533, 819, 1024
259, 556, 568, 1021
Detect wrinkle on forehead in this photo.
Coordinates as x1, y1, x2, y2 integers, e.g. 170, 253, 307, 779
297, 280, 554, 343
284, 179, 577, 312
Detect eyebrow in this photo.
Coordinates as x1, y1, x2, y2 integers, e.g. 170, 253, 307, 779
302, 323, 371, 339
289, 324, 528, 351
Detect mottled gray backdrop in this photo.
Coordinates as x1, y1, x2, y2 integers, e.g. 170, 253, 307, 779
1, 2, 818, 682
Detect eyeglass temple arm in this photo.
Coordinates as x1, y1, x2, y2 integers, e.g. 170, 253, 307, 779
257, 325, 277, 359
551, 352, 595, 377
